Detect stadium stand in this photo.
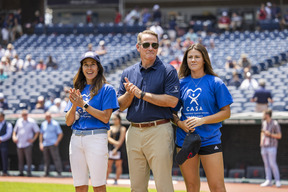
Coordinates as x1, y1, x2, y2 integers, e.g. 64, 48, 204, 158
1, 29, 288, 114
34, 22, 146, 35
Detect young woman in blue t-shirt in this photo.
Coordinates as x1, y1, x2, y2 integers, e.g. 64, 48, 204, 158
65, 51, 119, 192
173, 43, 233, 192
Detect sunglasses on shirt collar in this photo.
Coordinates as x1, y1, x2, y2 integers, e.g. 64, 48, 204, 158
139, 42, 159, 49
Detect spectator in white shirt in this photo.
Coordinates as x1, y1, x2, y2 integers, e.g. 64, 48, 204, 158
12, 110, 40, 176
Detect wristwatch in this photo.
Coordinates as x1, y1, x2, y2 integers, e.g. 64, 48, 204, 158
140, 91, 146, 99
83, 103, 89, 110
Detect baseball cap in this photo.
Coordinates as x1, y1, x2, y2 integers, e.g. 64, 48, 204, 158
175, 132, 201, 165
80, 51, 101, 64
99, 40, 105, 46
38, 95, 44, 101
259, 79, 266, 86
153, 4, 160, 11
54, 98, 61, 104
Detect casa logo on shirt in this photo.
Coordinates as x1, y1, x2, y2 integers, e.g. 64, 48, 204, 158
77, 93, 91, 118
82, 93, 90, 102
186, 88, 203, 112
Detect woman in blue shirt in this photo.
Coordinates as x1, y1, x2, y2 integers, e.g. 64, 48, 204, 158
173, 44, 233, 192
65, 51, 119, 192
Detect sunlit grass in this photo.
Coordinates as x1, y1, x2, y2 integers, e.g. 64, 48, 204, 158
0, 182, 187, 192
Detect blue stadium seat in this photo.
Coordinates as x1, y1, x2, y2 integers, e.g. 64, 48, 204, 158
272, 102, 286, 111
34, 23, 45, 34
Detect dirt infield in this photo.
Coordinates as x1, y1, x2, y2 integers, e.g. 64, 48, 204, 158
0, 176, 287, 192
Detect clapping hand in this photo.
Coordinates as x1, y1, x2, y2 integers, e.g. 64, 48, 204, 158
123, 77, 142, 99
69, 88, 83, 107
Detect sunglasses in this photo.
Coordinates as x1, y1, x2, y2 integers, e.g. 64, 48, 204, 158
139, 42, 159, 49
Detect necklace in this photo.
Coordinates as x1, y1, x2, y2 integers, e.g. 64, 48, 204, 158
191, 76, 203, 87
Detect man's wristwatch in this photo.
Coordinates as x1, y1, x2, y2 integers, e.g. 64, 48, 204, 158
140, 91, 146, 99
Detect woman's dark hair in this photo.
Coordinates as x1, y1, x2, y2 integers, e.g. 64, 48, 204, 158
73, 59, 106, 99
178, 43, 218, 79
114, 113, 121, 122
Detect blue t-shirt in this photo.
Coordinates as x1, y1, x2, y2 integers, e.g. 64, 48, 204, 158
173, 75, 233, 147
40, 119, 62, 147
117, 56, 180, 122
64, 84, 119, 130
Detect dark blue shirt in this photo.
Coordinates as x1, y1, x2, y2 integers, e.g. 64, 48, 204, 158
118, 56, 180, 122
252, 87, 272, 104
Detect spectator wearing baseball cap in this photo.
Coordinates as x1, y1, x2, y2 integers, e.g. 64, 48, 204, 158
95, 40, 107, 56
4, 44, 17, 59
23, 54, 36, 71
48, 98, 63, 114
251, 79, 273, 112
265, 2, 272, 20
35, 96, 45, 110
64, 51, 119, 192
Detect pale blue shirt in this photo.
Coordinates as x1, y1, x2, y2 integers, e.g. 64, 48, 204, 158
40, 119, 62, 147
14, 117, 40, 148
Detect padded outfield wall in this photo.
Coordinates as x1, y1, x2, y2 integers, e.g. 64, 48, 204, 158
3, 112, 288, 178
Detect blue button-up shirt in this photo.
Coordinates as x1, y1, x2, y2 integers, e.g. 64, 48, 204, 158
40, 119, 63, 147
118, 56, 180, 122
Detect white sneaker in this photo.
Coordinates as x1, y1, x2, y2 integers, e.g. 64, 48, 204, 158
260, 180, 272, 187
275, 181, 281, 188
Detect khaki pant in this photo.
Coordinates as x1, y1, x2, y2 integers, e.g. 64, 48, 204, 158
256, 103, 268, 112
126, 122, 174, 192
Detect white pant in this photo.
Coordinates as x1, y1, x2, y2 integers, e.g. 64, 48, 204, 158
69, 133, 108, 187
261, 147, 280, 181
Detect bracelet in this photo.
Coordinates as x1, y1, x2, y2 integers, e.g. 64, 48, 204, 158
140, 91, 146, 99
175, 119, 180, 126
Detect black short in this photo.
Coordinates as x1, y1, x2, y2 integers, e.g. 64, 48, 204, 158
198, 144, 222, 155
176, 143, 222, 155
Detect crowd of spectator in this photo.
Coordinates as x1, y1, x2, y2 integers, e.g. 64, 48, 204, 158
0, 43, 58, 75
1, 9, 23, 45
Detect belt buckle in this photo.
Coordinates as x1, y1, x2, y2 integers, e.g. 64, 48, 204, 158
75, 130, 83, 136
153, 121, 157, 127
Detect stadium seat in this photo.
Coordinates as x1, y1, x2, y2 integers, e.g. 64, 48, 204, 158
272, 102, 286, 111
172, 168, 182, 176
31, 109, 45, 114
34, 23, 45, 34
228, 169, 245, 178
246, 166, 265, 179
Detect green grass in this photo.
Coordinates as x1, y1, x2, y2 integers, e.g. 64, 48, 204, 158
0, 182, 186, 192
